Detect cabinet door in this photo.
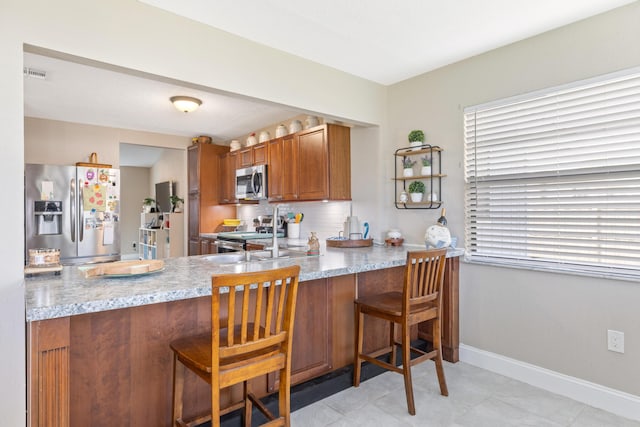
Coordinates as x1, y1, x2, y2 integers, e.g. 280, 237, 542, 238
282, 135, 299, 201
253, 143, 267, 165
219, 152, 238, 204
189, 238, 200, 256
267, 138, 284, 201
187, 145, 199, 193
188, 192, 199, 239
238, 147, 253, 168
200, 238, 210, 255
297, 127, 328, 200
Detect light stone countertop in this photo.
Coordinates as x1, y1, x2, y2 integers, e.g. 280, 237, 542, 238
25, 244, 464, 322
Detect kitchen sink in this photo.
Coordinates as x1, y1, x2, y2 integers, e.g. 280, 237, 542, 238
202, 253, 247, 264
203, 249, 307, 265
248, 249, 307, 261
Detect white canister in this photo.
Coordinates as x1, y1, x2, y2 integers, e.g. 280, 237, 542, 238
287, 222, 300, 239
258, 130, 271, 143
246, 133, 258, 146
387, 229, 402, 239
230, 140, 241, 151
275, 124, 288, 138
289, 120, 303, 134
305, 115, 319, 129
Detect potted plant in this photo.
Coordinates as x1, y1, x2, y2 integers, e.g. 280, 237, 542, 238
143, 197, 156, 213
408, 130, 425, 148
169, 195, 184, 213
402, 157, 416, 177
408, 181, 425, 202
420, 156, 432, 176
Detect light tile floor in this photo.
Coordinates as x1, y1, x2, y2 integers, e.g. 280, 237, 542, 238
291, 361, 640, 426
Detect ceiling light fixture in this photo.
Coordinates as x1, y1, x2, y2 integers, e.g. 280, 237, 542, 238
170, 96, 202, 113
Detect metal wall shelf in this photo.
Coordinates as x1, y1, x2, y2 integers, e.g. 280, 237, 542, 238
394, 144, 444, 209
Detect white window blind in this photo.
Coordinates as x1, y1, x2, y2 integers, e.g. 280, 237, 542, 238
464, 68, 640, 281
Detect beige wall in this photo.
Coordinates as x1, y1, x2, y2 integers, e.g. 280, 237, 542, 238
121, 167, 150, 257
3, 1, 385, 422
149, 147, 188, 254
387, 2, 640, 396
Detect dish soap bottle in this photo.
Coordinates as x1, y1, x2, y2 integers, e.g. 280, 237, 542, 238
307, 232, 320, 256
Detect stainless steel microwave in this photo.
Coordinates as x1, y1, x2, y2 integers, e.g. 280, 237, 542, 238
235, 165, 267, 200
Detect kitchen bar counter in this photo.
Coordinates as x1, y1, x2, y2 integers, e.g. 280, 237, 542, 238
26, 244, 462, 426
25, 244, 463, 322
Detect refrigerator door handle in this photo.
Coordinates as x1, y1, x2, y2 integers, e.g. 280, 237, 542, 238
79, 179, 84, 242
70, 178, 76, 242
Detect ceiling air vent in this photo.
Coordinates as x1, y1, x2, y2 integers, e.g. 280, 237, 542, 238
23, 67, 47, 80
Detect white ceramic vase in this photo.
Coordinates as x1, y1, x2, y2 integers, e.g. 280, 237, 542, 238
246, 134, 257, 146
258, 131, 270, 143
403, 168, 414, 177
289, 120, 303, 134
421, 166, 431, 176
305, 115, 319, 129
275, 124, 287, 138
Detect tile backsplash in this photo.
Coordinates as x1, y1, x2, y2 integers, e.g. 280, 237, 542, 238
237, 201, 364, 242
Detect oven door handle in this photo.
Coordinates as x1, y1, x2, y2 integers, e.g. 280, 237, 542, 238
214, 240, 244, 251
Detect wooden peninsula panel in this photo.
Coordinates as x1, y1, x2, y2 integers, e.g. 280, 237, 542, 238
28, 317, 70, 427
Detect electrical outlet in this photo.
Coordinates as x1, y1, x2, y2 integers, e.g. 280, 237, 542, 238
607, 330, 624, 353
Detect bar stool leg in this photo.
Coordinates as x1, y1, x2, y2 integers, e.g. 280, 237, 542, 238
401, 321, 416, 415
172, 354, 185, 426
353, 306, 364, 387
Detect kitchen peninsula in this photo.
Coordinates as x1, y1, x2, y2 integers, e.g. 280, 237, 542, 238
26, 245, 462, 426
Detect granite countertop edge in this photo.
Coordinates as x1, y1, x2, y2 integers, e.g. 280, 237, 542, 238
25, 246, 464, 322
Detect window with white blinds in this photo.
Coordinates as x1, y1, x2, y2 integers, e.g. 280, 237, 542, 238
464, 67, 640, 281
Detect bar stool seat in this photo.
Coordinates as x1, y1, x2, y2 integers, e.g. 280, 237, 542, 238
170, 265, 301, 427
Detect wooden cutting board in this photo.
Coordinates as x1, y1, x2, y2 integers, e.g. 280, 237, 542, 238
81, 259, 164, 277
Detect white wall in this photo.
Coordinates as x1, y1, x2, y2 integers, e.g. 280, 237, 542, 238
150, 147, 188, 254
3, 1, 384, 423
387, 2, 640, 398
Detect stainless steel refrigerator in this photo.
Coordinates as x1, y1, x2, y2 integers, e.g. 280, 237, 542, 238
25, 163, 121, 265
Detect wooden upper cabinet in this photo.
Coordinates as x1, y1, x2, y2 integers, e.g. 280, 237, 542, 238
268, 135, 299, 202
267, 138, 284, 202
297, 124, 351, 201
232, 123, 350, 203
297, 127, 329, 200
238, 143, 266, 168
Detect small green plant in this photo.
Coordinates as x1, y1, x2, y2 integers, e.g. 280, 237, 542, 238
408, 130, 425, 143
143, 197, 155, 206
402, 157, 416, 168
421, 156, 431, 166
408, 181, 426, 194
169, 195, 184, 212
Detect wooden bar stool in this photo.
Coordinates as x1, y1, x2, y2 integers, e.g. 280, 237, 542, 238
353, 249, 448, 415
170, 265, 301, 427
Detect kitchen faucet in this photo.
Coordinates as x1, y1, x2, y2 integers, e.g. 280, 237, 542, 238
269, 204, 281, 258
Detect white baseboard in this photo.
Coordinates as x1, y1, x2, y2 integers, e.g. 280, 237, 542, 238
459, 344, 640, 422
